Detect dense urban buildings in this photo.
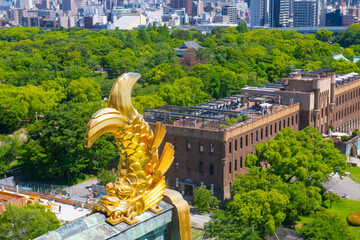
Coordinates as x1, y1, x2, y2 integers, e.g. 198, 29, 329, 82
144, 72, 360, 199
0, 0, 360, 29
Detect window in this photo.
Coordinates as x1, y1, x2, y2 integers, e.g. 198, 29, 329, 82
240, 157, 243, 168
199, 142, 204, 153
266, 126, 268, 137
336, 112, 337, 121
256, 131, 258, 142
210, 163, 214, 176
246, 135, 248, 146
250, 133, 253, 144
199, 162, 204, 174
240, 137, 243, 148
229, 161, 232, 174
270, 125, 273, 135
279, 121, 281, 131
284, 119, 286, 128
261, 129, 263, 139
288, 117, 290, 127
210, 143, 214, 155
296, 114, 298, 124
174, 138, 179, 150
235, 139, 237, 151
175, 159, 179, 169
186, 140, 191, 152
229, 142, 232, 153
235, 159, 237, 171
275, 123, 277, 133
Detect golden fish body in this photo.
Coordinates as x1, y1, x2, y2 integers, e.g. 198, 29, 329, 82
85, 72, 174, 225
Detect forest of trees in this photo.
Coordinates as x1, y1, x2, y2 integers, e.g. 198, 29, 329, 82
0, 23, 359, 183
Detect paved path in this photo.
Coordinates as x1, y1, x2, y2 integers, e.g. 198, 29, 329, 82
322, 174, 360, 201
66, 178, 98, 201
189, 207, 211, 229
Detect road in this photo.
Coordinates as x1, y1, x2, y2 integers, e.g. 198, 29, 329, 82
66, 178, 98, 203
322, 173, 360, 201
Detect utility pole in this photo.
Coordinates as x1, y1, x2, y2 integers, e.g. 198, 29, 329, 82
308, 47, 311, 72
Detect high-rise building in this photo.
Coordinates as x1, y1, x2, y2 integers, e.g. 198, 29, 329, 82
293, 0, 318, 27
222, 5, 237, 23
171, 0, 193, 15
63, 0, 77, 13
106, 0, 115, 9
16, 0, 33, 9
250, 0, 265, 27
192, 0, 203, 16
42, 0, 49, 9
63, 0, 86, 14
269, 0, 290, 27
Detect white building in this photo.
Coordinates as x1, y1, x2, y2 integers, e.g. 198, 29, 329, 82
108, 12, 146, 30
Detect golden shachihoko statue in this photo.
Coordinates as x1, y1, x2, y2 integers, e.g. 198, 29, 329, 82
85, 72, 174, 225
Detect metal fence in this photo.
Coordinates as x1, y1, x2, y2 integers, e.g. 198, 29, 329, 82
0, 177, 68, 197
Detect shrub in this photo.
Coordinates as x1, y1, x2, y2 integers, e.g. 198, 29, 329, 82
225, 119, 232, 126
328, 125, 335, 131
353, 129, 360, 135
236, 115, 243, 122
243, 114, 249, 120
219, 124, 225, 129
230, 117, 237, 124
348, 210, 360, 226
193, 186, 220, 212
341, 135, 349, 141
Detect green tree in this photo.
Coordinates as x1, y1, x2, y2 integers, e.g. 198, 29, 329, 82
229, 189, 289, 237
66, 78, 101, 103
205, 210, 261, 240
325, 192, 341, 209
297, 211, 354, 240
315, 29, 333, 42
331, 61, 359, 73
342, 48, 355, 61
193, 186, 220, 212
0, 203, 60, 240
247, 127, 347, 186
0, 134, 20, 176
158, 77, 209, 106
20, 102, 119, 183
236, 21, 249, 33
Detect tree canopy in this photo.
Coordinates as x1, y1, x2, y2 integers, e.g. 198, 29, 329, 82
206, 127, 347, 238
19, 102, 119, 183
0, 203, 60, 240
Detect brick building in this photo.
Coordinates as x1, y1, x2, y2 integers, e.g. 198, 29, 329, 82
144, 72, 360, 199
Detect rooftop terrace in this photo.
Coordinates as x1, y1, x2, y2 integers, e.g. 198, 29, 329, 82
144, 94, 292, 131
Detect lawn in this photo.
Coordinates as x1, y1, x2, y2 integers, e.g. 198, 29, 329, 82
298, 199, 360, 239
346, 165, 360, 183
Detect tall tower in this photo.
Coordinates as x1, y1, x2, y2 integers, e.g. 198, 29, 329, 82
250, 0, 265, 27
293, 0, 317, 27
222, 5, 237, 24
269, 0, 290, 27
42, 0, 49, 9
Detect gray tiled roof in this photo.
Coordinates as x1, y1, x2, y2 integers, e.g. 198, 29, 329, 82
173, 40, 204, 51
